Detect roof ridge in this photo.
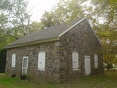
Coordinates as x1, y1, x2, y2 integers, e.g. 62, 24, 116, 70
5, 18, 85, 49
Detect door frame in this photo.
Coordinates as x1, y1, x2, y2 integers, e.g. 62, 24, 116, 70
22, 56, 28, 75
84, 55, 91, 76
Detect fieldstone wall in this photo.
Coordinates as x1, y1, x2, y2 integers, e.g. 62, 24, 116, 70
5, 41, 61, 83
59, 19, 104, 82
5, 19, 104, 83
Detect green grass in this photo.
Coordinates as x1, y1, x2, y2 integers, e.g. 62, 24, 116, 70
0, 71, 117, 88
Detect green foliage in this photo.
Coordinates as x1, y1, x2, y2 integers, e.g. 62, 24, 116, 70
0, 30, 15, 50
0, 0, 31, 50
0, 0, 31, 32
40, 0, 85, 28
94, 23, 117, 64
29, 22, 43, 32
91, 0, 117, 64
0, 49, 6, 73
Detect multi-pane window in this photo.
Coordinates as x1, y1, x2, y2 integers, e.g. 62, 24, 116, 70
38, 52, 45, 71
22, 57, 28, 75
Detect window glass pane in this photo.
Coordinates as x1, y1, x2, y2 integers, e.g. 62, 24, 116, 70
22, 57, 28, 75
23, 58, 28, 67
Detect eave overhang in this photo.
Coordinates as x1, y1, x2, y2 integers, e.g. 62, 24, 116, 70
5, 37, 60, 49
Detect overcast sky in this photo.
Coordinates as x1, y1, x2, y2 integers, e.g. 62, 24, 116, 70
27, 0, 60, 22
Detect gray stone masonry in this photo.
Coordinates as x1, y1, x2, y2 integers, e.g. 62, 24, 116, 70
6, 42, 61, 83
5, 19, 104, 83
59, 19, 103, 82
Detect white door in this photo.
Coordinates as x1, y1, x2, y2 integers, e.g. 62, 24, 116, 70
84, 56, 91, 76
22, 57, 28, 75
38, 52, 46, 71
72, 52, 79, 71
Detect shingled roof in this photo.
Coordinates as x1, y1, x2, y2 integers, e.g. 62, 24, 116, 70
6, 18, 86, 48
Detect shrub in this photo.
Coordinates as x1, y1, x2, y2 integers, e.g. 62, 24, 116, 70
11, 74, 16, 78
20, 75, 27, 80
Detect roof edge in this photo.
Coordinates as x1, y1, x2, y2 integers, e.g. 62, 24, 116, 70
58, 18, 86, 37
5, 37, 60, 49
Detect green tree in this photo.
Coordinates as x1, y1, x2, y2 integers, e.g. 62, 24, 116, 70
91, 0, 117, 27
40, 0, 86, 28
0, 0, 31, 49
91, 0, 117, 64
29, 21, 43, 32
94, 24, 117, 64
0, 0, 31, 37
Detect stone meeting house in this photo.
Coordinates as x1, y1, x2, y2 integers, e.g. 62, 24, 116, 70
5, 18, 104, 83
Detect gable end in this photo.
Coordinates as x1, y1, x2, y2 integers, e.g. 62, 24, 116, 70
85, 19, 102, 47
58, 18, 102, 47
58, 18, 86, 37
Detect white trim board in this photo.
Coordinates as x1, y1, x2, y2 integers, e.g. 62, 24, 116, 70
58, 18, 86, 37
85, 18, 102, 47
58, 17, 102, 47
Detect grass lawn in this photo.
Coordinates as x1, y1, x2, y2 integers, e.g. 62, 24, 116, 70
0, 71, 117, 88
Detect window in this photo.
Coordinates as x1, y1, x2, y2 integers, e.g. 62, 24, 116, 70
38, 52, 45, 71
94, 54, 98, 68
72, 52, 79, 71
22, 57, 28, 75
11, 54, 16, 67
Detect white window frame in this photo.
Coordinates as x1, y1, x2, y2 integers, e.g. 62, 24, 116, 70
22, 56, 28, 75
38, 51, 46, 71
72, 52, 79, 71
94, 54, 98, 68
11, 53, 16, 67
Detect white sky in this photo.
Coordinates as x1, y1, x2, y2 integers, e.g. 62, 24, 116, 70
26, 0, 60, 22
